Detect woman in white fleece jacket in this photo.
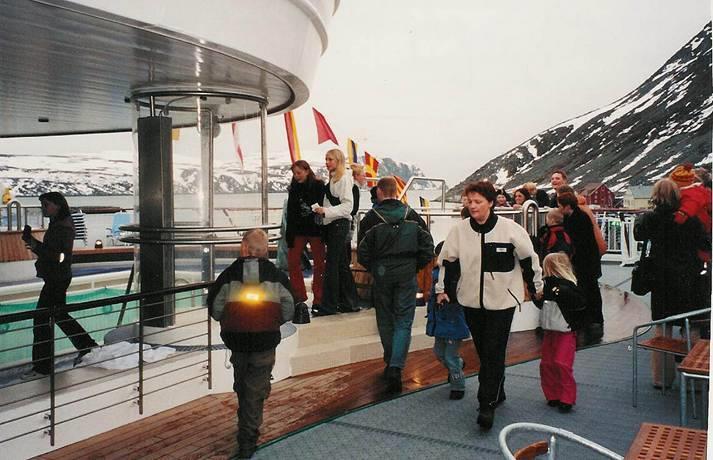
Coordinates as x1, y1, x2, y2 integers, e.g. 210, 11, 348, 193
436, 180, 542, 430
313, 149, 358, 316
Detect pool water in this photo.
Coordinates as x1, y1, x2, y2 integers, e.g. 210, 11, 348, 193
0, 287, 200, 367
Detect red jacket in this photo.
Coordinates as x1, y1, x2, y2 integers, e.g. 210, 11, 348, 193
675, 184, 712, 262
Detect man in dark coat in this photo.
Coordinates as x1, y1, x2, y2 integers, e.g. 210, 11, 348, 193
558, 191, 603, 342
357, 177, 434, 393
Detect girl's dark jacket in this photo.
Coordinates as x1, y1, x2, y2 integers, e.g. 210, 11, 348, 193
31, 216, 74, 282
534, 276, 588, 331
634, 207, 708, 320
285, 179, 325, 247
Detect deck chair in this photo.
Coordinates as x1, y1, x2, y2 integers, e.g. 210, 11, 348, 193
499, 422, 623, 459
105, 211, 132, 246
632, 307, 711, 408
71, 211, 88, 246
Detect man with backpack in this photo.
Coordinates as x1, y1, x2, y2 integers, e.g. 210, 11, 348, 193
357, 177, 434, 393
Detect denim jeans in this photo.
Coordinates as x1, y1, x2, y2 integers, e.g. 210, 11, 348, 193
433, 337, 465, 391
372, 276, 417, 369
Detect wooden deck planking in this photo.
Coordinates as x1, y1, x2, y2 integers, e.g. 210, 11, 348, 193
37, 331, 540, 459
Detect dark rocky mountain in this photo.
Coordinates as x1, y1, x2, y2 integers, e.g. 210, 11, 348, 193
448, 23, 712, 199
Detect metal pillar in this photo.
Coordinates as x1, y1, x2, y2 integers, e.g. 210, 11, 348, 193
137, 115, 175, 327
198, 107, 215, 283
260, 103, 268, 224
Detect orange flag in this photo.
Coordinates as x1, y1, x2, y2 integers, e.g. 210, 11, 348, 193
394, 175, 408, 203
284, 112, 301, 163
312, 107, 338, 145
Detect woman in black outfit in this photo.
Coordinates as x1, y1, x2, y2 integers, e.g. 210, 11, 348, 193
22, 192, 98, 379
285, 160, 326, 322
634, 178, 708, 388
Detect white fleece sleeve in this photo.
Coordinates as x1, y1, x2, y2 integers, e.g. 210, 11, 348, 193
323, 175, 354, 221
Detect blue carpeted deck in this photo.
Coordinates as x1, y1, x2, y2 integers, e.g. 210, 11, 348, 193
257, 339, 702, 459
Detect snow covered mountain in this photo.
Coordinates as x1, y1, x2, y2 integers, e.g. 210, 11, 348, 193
448, 23, 712, 198
0, 150, 428, 196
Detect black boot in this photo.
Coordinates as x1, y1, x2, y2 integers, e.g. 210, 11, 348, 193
292, 302, 311, 324
477, 406, 495, 430
385, 366, 402, 394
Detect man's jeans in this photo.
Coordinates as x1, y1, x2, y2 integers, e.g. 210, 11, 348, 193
372, 276, 417, 369
433, 337, 465, 391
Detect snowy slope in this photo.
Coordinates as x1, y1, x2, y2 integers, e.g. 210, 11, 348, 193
449, 23, 712, 197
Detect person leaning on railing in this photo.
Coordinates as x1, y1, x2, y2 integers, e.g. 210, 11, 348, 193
21, 191, 98, 380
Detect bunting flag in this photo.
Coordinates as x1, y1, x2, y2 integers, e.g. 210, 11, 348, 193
394, 175, 408, 203
364, 151, 380, 178
284, 111, 301, 163
312, 107, 338, 145
346, 138, 358, 164
419, 196, 431, 209
231, 122, 244, 167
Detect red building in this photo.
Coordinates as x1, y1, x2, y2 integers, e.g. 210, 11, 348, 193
578, 182, 615, 208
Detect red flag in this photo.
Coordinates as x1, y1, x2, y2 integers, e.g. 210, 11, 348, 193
312, 108, 338, 145
231, 122, 244, 167
284, 112, 301, 163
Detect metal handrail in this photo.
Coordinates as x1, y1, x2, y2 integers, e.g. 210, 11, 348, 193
0, 282, 213, 447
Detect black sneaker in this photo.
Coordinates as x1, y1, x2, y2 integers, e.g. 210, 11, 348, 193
385, 366, 402, 394
311, 307, 336, 317
558, 402, 573, 413
547, 399, 560, 407
477, 406, 495, 430
449, 390, 465, 400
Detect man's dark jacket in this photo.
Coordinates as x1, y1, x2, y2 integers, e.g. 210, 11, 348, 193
564, 206, 601, 278
357, 199, 434, 280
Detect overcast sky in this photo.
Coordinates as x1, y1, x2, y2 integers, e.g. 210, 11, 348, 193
1, 0, 710, 186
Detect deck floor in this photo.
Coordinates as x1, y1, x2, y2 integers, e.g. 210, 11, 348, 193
35, 331, 542, 460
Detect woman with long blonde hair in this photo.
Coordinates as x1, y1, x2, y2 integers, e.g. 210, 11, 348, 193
313, 149, 358, 315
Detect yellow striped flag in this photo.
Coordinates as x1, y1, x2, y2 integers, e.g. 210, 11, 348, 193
347, 138, 358, 164
419, 196, 431, 209
284, 111, 301, 163
364, 151, 380, 179
394, 175, 408, 203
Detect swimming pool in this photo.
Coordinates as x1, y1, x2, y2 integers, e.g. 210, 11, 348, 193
0, 287, 200, 367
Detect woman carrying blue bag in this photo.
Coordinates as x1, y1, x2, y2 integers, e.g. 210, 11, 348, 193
427, 242, 470, 400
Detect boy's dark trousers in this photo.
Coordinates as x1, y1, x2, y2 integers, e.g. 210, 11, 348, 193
230, 349, 276, 449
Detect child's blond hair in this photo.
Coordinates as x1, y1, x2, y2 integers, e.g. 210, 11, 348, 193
242, 228, 269, 258
542, 253, 577, 284
546, 208, 565, 226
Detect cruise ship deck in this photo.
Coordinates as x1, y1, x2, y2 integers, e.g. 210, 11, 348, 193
24, 264, 708, 459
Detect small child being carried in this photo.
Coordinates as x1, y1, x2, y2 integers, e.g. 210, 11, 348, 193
426, 242, 471, 400
534, 252, 588, 413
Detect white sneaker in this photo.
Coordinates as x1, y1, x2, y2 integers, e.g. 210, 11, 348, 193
20, 370, 47, 380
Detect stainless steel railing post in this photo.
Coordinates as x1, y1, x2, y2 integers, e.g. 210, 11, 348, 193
207, 291, 213, 390
49, 306, 56, 446
138, 301, 144, 414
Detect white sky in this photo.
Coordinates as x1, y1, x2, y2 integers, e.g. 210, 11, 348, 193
1, 0, 710, 186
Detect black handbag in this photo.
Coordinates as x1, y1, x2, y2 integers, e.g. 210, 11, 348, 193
631, 240, 655, 295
